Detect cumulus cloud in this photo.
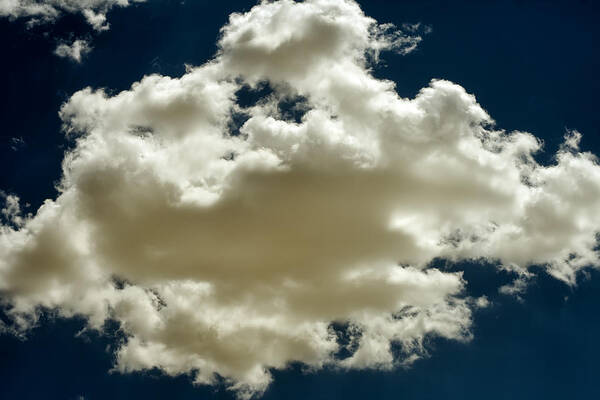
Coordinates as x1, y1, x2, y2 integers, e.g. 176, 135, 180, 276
0, 0, 145, 30
54, 39, 92, 62
1, 0, 599, 397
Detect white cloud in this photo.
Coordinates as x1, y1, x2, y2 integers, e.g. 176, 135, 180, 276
498, 266, 533, 301
1, 193, 25, 227
1, 0, 599, 398
54, 39, 92, 62
0, 0, 145, 30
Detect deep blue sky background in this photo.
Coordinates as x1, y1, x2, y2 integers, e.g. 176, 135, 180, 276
1, 0, 599, 398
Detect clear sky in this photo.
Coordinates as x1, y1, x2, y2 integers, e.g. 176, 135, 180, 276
1, 1, 599, 399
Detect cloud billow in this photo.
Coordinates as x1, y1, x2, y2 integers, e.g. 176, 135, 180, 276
1, 0, 599, 397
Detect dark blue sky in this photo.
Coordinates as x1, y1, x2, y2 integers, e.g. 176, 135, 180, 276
1, 0, 599, 399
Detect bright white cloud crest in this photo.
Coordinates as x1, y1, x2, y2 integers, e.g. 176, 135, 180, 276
1, 0, 599, 397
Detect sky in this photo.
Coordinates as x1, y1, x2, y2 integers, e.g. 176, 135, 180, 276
0, 0, 599, 399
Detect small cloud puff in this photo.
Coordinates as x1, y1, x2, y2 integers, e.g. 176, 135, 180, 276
0, 0, 145, 30
54, 39, 92, 62
10, 137, 26, 151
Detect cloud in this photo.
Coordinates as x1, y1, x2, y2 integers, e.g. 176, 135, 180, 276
1, 193, 25, 228
1, 1, 145, 60
10, 137, 26, 151
498, 265, 533, 302
54, 39, 92, 62
1, 0, 599, 398
0, 0, 145, 30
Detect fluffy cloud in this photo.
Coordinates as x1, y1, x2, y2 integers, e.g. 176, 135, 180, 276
54, 39, 92, 62
0, 0, 145, 30
1, 0, 599, 397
